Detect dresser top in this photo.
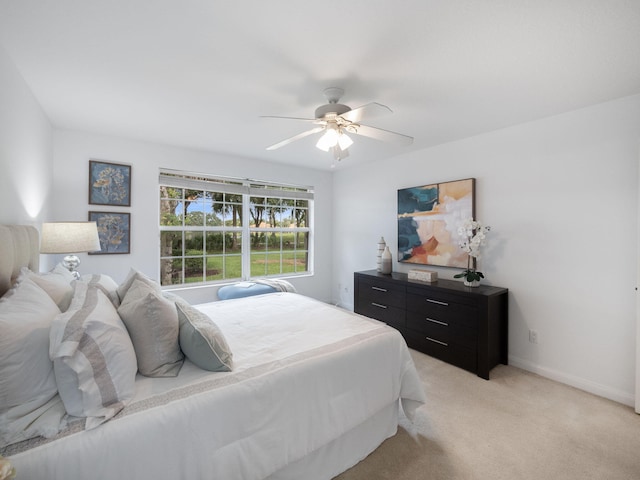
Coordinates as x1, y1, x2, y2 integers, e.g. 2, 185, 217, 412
356, 270, 508, 297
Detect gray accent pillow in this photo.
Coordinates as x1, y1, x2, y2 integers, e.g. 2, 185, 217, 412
173, 297, 233, 372
50, 282, 137, 429
118, 279, 184, 377
116, 268, 159, 304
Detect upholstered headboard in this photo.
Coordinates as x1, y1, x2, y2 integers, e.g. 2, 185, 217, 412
0, 225, 40, 297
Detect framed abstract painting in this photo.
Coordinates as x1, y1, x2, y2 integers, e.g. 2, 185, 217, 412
89, 160, 131, 206
397, 178, 475, 268
88, 211, 131, 254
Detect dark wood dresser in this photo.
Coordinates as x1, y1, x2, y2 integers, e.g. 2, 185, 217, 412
354, 270, 508, 379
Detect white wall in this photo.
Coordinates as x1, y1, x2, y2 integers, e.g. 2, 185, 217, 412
52, 129, 333, 304
0, 45, 53, 227
333, 94, 640, 406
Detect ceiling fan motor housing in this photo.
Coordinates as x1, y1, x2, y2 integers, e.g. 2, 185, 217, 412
315, 103, 351, 119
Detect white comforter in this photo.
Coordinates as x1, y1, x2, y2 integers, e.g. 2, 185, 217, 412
9, 293, 425, 480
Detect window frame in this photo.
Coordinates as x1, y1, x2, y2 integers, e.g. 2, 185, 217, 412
159, 169, 313, 287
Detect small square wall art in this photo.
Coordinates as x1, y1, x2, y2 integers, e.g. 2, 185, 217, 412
89, 160, 131, 206
89, 211, 131, 254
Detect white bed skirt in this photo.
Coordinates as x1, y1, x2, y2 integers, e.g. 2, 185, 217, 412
268, 402, 398, 480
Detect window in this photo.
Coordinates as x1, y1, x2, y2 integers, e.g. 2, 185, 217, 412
159, 170, 313, 287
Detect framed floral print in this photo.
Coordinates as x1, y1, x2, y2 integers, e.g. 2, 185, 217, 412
89, 160, 131, 206
88, 211, 131, 254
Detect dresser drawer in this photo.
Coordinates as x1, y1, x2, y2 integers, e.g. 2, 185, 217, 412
356, 301, 405, 329
406, 311, 476, 348
406, 291, 477, 330
403, 328, 477, 374
407, 286, 477, 307
358, 277, 406, 309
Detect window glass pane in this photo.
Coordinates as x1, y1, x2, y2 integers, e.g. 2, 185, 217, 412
251, 231, 267, 251
222, 204, 241, 225
160, 257, 183, 286
249, 197, 266, 227
282, 251, 296, 274
295, 231, 308, 249
185, 192, 204, 226
266, 253, 282, 275
281, 202, 294, 227
282, 232, 294, 250
295, 252, 308, 272
250, 253, 267, 277
206, 232, 224, 255
161, 231, 182, 256
205, 256, 224, 281
185, 231, 204, 255
160, 186, 183, 200
266, 232, 282, 250
293, 208, 307, 227
209, 201, 224, 226
226, 193, 242, 204
225, 232, 242, 254
160, 199, 182, 226
184, 257, 204, 283
224, 255, 242, 279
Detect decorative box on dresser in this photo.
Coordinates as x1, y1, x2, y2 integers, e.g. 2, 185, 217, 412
354, 270, 508, 379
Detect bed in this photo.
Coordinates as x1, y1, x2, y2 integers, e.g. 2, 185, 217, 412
0, 224, 425, 480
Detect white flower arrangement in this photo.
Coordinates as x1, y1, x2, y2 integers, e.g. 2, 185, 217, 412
453, 218, 491, 285
0, 455, 16, 480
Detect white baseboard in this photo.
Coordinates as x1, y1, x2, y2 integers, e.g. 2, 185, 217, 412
508, 355, 635, 408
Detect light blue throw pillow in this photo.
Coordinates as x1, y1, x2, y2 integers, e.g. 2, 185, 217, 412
173, 298, 233, 372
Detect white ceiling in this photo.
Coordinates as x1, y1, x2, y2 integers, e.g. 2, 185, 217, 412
1, 0, 640, 171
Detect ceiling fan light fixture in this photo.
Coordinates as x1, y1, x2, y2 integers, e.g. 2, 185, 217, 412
338, 132, 353, 150
316, 125, 339, 151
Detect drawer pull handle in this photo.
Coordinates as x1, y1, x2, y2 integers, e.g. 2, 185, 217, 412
426, 336, 448, 347
426, 298, 448, 306
371, 286, 387, 292
426, 317, 448, 326
371, 302, 387, 309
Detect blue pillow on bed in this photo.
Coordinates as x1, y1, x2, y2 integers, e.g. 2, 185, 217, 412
217, 282, 277, 300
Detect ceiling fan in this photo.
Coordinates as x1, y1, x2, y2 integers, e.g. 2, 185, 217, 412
263, 87, 413, 162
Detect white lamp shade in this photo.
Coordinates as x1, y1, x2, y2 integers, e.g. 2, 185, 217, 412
337, 132, 354, 150
316, 126, 340, 151
40, 222, 101, 254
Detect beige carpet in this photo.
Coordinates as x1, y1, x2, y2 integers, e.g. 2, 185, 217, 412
335, 349, 640, 480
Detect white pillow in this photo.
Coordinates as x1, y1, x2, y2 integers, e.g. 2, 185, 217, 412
0, 278, 63, 447
116, 268, 160, 303
118, 279, 184, 377
18, 265, 74, 311
173, 296, 233, 372
81, 273, 121, 307
50, 282, 138, 429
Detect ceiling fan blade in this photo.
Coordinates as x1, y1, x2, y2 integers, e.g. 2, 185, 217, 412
351, 124, 413, 145
340, 102, 392, 123
266, 126, 325, 150
260, 115, 320, 123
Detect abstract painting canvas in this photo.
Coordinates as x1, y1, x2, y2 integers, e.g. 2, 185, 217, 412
89, 211, 131, 254
89, 160, 131, 206
398, 178, 475, 268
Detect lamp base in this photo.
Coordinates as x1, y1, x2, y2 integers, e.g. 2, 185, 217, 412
62, 254, 81, 280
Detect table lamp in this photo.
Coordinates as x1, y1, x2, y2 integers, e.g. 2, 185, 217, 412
40, 222, 101, 279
